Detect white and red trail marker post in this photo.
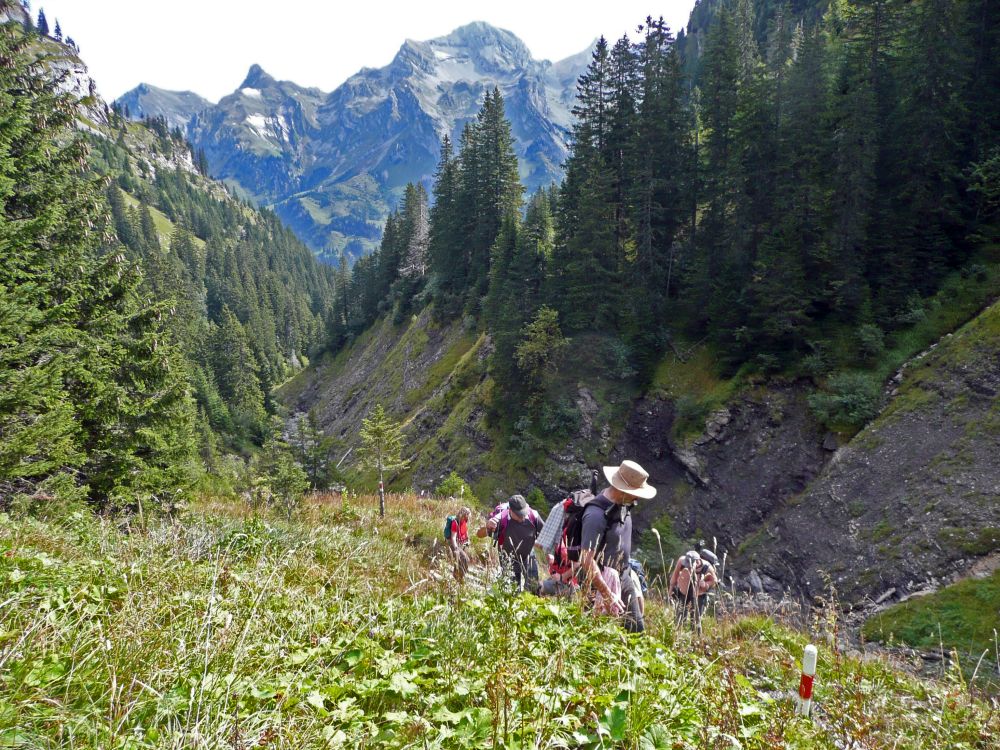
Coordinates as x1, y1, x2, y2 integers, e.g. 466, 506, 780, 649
796, 644, 818, 717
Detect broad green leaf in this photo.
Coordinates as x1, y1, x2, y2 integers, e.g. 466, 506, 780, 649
305, 691, 326, 711
639, 725, 674, 750
388, 671, 418, 696
603, 705, 628, 742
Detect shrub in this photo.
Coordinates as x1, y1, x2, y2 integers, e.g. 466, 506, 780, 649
856, 324, 886, 363
509, 415, 542, 460
753, 352, 780, 374
605, 338, 637, 379
673, 394, 711, 439
808, 372, 883, 430
525, 487, 547, 511
960, 263, 989, 282
540, 396, 579, 436
895, 295, 927, 326
436, 471, 477, 503
250, 438, 310, 519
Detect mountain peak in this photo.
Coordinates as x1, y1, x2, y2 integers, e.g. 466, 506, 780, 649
386, 21, 533, 80
241, 64, 275, 89
115, 84, 212, 130
445, 21, 519, 44
435, 21, 532, 65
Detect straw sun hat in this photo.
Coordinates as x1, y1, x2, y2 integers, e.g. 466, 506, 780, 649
602, 460, 657, 500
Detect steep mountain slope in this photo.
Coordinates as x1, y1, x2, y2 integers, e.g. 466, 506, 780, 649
744, 297, 1000, 602
280, 284, 1000, 608
119, 23, 589, 260
115, 83, 211, 129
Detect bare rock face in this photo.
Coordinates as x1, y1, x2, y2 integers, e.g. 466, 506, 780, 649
672, 448, 709, 487
604, 303, 1000, 607
741, 304, 1000, 602
575, 386, 599, 440
705, 409, 731, 441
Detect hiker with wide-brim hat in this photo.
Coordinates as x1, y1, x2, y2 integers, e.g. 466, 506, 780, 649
579, 460, 655, 633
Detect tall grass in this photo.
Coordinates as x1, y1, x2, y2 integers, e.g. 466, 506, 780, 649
1, 496, 996, 748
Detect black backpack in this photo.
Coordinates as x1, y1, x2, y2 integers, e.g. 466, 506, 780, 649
559, 470, 621, 564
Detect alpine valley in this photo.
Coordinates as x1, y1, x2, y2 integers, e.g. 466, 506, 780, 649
2, 0, 1000, 743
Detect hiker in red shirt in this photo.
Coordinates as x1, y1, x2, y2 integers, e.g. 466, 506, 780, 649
539, 541, 578, 597
444, 505, 471, 581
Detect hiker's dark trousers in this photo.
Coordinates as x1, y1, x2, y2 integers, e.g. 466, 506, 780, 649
502, 552, 539, 592
620, 567, 644, 633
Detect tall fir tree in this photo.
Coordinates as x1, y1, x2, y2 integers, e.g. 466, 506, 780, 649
0, 24, 197, 508
630, 18, 692, 369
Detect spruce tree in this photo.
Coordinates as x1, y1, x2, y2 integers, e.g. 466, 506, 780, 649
690, 4, 740, 336
891, 0, 970, 290
428, 135, 463, 315
0, 24, 197, 509
358, 403, 408, 517
466, 88, 523, 308
210, 307, 266, 442
552, 38, 617, 333
630, 18, 691, 369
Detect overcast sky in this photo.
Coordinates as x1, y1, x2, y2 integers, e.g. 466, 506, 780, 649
33, 1, 697, 102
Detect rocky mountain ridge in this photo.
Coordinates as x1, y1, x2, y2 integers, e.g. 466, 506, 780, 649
114, 83, 211, 130
117, 22, 591, 261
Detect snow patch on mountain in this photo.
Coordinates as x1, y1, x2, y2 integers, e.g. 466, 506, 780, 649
246, 113, 268, 134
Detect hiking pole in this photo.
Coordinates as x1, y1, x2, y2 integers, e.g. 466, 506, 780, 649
718, 551, 728, 619
651, 528, 667, 597
796, 644, 818, 717
692, 564, 702, 639
335, 447, 353, 470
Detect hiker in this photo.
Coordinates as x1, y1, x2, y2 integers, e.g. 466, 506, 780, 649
628, 558, 650, 596
536, 470, 599, 597
539, 542, 578, 597
443, 506, 471, 581
579, 460, 656, 633
477, 494, 543, 592
669, 547, 718, 620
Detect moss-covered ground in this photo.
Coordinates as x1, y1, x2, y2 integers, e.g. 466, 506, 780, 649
863, 571, 1000, 690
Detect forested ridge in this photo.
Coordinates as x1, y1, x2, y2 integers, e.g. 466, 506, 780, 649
326, 0, 1000, 447
3, 0, 1000, 505
92, 117, 336, 450
0, 14, 335, 510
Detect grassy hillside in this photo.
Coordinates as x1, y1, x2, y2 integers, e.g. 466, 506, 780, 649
863, 569, 1000, 688
1, 497, 996, 748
